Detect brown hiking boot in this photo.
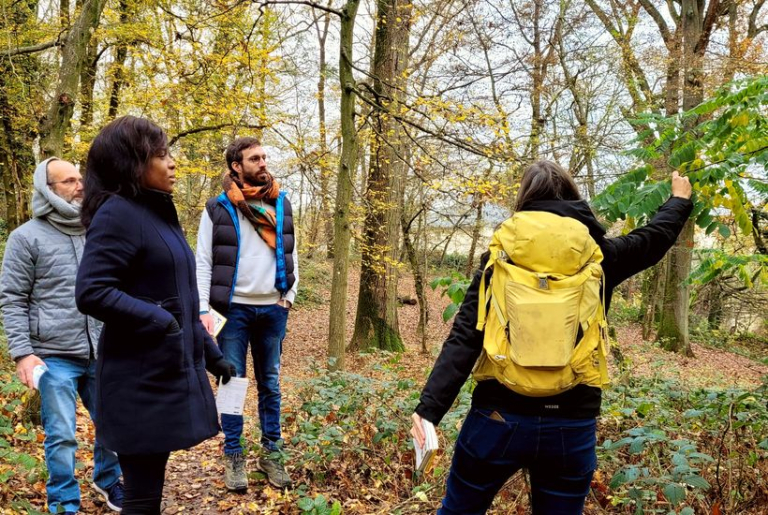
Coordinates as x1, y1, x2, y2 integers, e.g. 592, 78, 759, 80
223, 453, 247, 492
256, 456, 293, 489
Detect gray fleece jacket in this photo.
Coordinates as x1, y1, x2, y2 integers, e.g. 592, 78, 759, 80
0, 159, 101, 361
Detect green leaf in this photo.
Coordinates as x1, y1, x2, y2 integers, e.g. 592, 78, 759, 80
718, 224, 731, 238
609, 470, 627, 489
680, 507, 695, 515
682, 474, 711, 490
297, 497, 315, 511
442, 303, 459, 322
663, 483, 686, 507
670, 141, 697, 168
314, 494, 327, 509
688, 452, 715, 462
629, 437, 647, 454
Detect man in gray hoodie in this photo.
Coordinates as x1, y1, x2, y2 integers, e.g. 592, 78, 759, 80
0, 158, 123, 514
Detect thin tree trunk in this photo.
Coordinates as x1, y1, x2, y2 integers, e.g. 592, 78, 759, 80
314, 6, 334, 259
642, 261, 665, 340
529, 0, 544, 161
39, 0, 106, 157
402, 208, 428, 352
77, 40, 98, 168
327, 0, 361, 371
466, 199, 484, 277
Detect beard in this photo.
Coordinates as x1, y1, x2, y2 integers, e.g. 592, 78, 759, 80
241, 169, 270, 186
69, 197, 83, 208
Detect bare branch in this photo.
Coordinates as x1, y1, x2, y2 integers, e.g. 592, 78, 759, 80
255, 0, 343, 17
695, 0, 723, 56
168, 123, 265, 146
3, 39, 62, 57
748, 0, 768, 38
638, 0, 673, 46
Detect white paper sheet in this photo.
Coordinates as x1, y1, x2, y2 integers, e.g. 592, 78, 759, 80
216, 377, 249, 415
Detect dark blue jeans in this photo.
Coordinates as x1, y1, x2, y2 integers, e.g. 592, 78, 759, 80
218, 303, 288, 454
438, 408, 597, 515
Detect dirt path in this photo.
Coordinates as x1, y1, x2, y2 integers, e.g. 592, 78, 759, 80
8, 268, 765, 513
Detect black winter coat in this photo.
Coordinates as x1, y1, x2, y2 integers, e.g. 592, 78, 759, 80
416, 197, 693, 425
76, 190, 223, 454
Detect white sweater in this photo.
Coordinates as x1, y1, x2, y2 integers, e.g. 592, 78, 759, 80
196, 205, 299, 312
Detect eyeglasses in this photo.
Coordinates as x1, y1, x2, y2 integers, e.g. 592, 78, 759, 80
241, 155, 267, 164
48, 178, 84, 186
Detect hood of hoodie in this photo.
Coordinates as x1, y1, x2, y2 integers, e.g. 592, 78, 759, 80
31, 157, 85, 235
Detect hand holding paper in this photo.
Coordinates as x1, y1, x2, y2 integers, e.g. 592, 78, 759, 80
411, 413, 439, 474
216, 377, 249, 416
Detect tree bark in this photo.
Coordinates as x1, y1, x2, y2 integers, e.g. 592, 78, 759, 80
466, 198, 484, 277
39, 0, 106, 157
0, 0, 40, 229
349, 0, 411, 352
402, 208, 428, 352
659, 0, 722, 356
529, 0, 544, 161
314, 6, 335, 259
327, 0, 361, 371
107, 0, 129, 120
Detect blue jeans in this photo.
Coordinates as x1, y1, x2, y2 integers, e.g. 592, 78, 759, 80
218, 303, 288, 454
39, 356, 122, 514
438, 408, 597, 515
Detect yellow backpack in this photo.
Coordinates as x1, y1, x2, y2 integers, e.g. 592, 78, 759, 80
473, 211, 611, 397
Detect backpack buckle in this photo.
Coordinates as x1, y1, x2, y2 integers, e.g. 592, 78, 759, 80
538, 275, 549, 289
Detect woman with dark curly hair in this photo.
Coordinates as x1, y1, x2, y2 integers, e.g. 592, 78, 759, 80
76, 116, 235, 514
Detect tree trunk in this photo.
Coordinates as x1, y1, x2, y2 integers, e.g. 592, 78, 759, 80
641, 262, 665, 340
659, 0, 720, 356
706, 281, 723, 329
314, 7, 334, 259
529, 0, 544, 161
327, 0, 361, 371
402, 208, 429, 352
349, 0, 411, 353
107, 56, 125, 115
0, 66, 37, 232
466, 199, 484, 277
658, 220, 694, 355
39, 0, 106, 157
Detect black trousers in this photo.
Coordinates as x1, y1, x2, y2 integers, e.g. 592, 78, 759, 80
117, 452, 171, 514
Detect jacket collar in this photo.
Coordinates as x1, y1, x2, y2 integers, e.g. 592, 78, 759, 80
136, 188, 178, 222
519, 200, 607, 242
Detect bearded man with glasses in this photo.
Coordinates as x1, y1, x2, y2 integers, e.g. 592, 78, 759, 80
0, 158, 123, 514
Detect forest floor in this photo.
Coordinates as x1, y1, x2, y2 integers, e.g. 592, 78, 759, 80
1, 259, 766, 514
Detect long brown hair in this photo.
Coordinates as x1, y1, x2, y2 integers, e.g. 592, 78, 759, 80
515, 161, 581, 212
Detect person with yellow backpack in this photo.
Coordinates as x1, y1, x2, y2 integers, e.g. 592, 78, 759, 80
411, 161, 692, 514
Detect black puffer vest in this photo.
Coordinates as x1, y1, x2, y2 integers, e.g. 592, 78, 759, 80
205, 192, 295, 312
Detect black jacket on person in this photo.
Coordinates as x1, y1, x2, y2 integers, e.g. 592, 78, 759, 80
415, 196, 693, 425
76, 190, 224, 455
205, 192, 296, 313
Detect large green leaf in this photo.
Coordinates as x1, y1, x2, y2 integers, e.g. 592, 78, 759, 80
663, 483, 686, 507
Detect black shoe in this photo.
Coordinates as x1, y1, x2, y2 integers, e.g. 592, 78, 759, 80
94, 481, 124, 512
